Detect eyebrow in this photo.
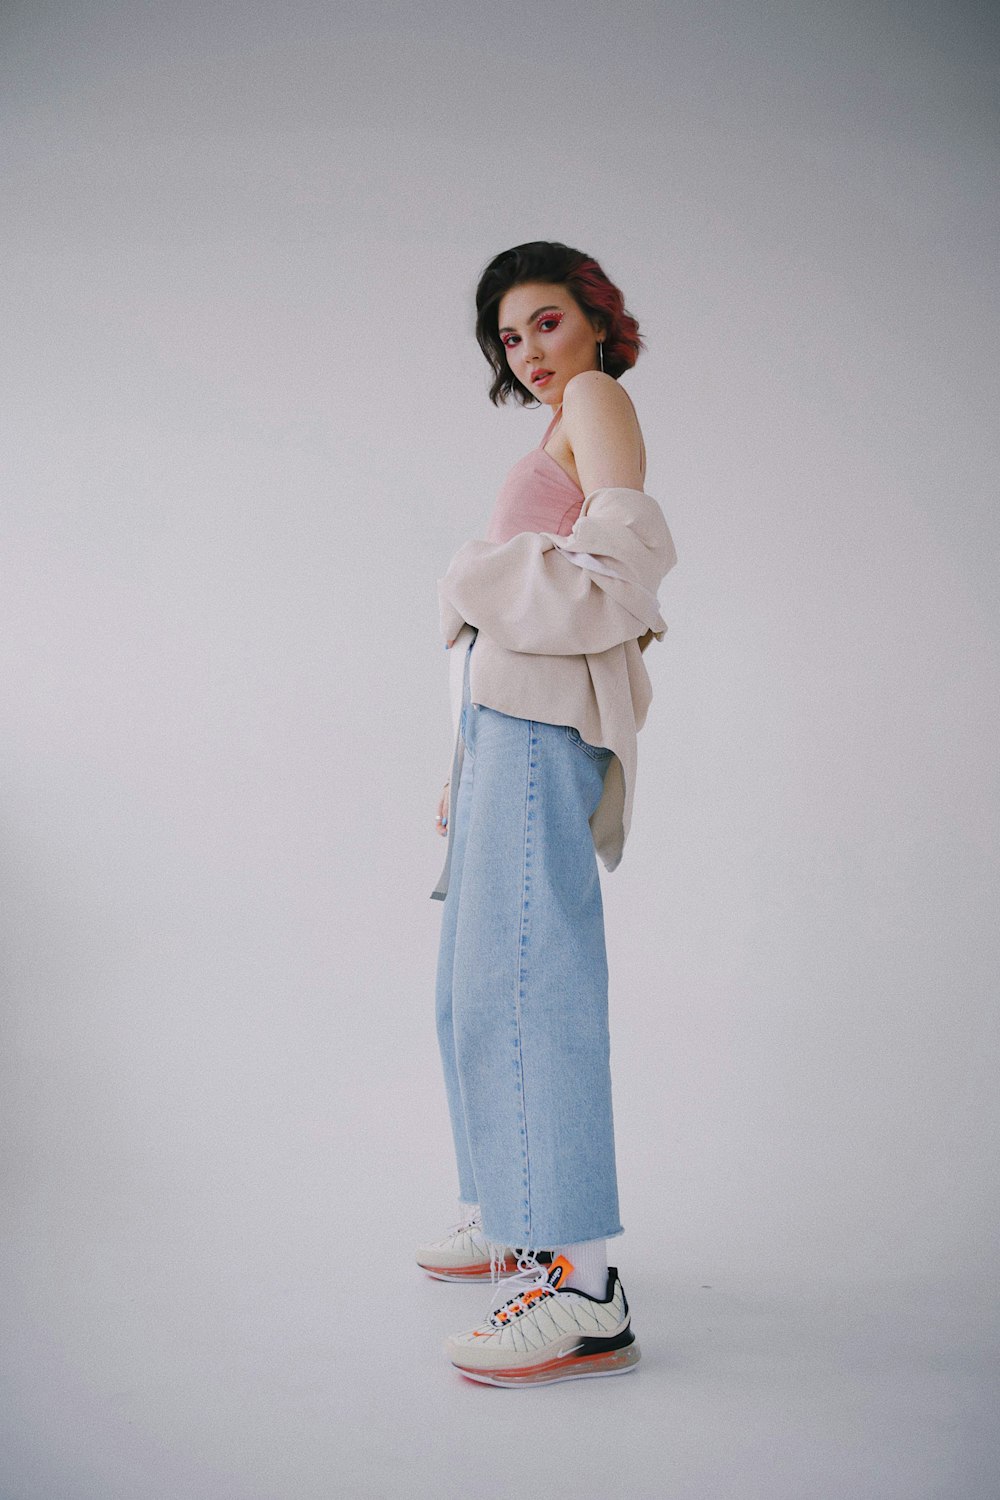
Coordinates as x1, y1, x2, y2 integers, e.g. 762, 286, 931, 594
498, 304, 562, 334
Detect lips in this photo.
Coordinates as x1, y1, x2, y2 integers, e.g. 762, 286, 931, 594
532, 370, 553, 386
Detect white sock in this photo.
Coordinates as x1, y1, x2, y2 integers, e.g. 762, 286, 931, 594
458, 1199, 480, 1223
557, 1238, 608, 1299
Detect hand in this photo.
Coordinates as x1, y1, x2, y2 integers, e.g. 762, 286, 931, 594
435, 780, 450, 837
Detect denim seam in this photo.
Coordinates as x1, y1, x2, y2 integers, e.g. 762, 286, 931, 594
512, 717, 539, 1242
563, 724, 613, 761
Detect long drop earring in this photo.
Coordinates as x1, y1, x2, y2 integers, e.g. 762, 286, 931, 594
598, 340, 605, 373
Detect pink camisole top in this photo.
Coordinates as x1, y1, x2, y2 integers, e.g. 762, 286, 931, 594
484, 409, 584, 544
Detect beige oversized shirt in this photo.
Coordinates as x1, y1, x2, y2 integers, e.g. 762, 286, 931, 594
430, 485, 677, 901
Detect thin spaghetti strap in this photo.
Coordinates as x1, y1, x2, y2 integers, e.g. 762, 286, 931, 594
538, 408, 561, 448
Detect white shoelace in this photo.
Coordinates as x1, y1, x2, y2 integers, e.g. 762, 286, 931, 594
485, 1254, 554, 1326
433, 1206, 483, 1249
445, 1205, 481, 1235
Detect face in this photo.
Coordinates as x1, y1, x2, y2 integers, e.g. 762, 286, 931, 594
496, 280, 604, 407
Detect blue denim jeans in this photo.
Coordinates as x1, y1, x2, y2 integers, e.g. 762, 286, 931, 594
435, 630, 624, 1249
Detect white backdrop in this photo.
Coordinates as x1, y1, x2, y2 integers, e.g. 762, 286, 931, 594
2, 2, 997, 1496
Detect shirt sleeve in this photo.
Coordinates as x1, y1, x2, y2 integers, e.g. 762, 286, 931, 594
437, 487, 677, 657
440, 596, 466, 645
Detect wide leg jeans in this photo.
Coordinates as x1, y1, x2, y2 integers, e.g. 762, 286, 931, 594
434, 630, 624, 1249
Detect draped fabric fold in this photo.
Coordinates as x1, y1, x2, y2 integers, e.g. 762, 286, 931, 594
431, 487, 677, 902
438, 486, 675, 656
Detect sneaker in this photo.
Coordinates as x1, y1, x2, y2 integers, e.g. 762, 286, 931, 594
415, 1205, 518, 1282
444, 1253, 641, 1386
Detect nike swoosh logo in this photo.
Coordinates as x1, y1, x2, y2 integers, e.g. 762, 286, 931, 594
555, 1342, 585, 1359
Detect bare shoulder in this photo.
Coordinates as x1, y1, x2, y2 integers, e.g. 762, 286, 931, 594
561, 372, 644, 493
562, 370, 637, 432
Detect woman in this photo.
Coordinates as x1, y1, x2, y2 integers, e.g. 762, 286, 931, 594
416, 241, 677, 1387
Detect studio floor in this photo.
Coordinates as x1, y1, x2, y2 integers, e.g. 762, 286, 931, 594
3, 1155, 996, 1500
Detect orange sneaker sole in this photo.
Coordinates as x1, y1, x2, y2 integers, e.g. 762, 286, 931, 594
418, 1258, 513, 1282
453, 1340, 641, 1387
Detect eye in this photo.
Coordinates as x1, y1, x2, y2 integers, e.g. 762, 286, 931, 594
538, 314, 562, 332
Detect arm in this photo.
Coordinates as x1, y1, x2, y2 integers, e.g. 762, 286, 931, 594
561, 369, 645, 494
553, 370, 648, 591
438, 485, 676, 655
